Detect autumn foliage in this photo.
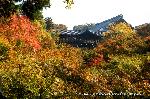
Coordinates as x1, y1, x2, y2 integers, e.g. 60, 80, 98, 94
0, 15, 149, 98
0, 14, 83, 98
1, 14, 42, 51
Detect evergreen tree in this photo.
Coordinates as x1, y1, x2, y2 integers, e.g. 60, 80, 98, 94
0, 0, 74, 20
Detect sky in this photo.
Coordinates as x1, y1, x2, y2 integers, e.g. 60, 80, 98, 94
42, 0, 150, 30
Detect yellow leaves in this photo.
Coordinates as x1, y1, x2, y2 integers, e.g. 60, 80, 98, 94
111, 22, 133, 33
102, 31, 110, 37
83, 68, 101, 83
96, 22, 148, 55
108, 22, 136, 40
64, 0, 74, 9
0, 35, 10, 47
84, 72, 93, 82
111, 54, 143, 74
61, 47, 83, 70
35, 45, 82, 71
51, 77, 65, 95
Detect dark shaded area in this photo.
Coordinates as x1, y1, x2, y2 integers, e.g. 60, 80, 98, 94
53, 66, 94, 94
135, 23, 150, 36
0, 89, 6, 99
59, 30, 102, 49
0, 0, 50, 20
0, 0, 18, 18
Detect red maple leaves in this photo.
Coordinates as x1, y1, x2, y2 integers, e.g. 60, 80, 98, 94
9, 14, 41, 51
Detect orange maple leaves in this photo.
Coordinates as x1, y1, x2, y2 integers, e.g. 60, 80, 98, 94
1, 14, 41, 51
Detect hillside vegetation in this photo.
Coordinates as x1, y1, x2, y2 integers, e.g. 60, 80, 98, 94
0, 14, 150, 98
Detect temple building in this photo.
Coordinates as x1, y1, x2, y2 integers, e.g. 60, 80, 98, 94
59, 14, 126, 48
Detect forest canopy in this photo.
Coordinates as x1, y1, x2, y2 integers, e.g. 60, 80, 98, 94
0, 0, 150, 98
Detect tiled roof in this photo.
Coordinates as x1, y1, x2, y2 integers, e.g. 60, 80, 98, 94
60, 30, 82, 35
61, 14, 124, 36
89, 14, 123, 33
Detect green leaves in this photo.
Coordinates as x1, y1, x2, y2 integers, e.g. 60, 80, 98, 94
1, 0, 74, 20
0, 43, 8, 61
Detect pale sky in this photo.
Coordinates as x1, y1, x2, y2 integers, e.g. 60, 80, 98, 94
42, 0, 150, 29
